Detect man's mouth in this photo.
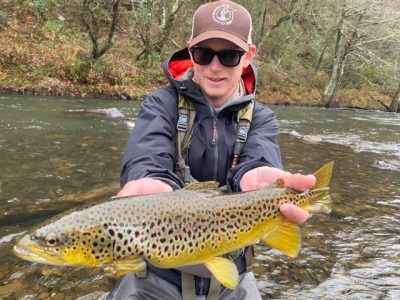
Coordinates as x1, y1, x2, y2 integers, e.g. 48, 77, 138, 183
207, 77, 224, 83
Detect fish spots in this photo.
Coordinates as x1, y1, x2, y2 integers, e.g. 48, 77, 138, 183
27, 184, 314, 272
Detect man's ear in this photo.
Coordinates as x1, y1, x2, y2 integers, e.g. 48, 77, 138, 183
243, 45, 257, 67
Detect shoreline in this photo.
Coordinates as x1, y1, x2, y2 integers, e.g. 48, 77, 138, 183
0, 85, 391, 112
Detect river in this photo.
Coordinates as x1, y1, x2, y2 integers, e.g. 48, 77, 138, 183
0, 96, 399, 299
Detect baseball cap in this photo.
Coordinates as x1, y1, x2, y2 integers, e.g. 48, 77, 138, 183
189, 0, 253, 51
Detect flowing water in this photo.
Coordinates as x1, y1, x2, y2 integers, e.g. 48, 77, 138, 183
0, 96, 399, 299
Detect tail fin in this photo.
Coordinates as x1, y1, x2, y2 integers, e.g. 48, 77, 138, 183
314, 161, 334, 190
309, 161, 334, 214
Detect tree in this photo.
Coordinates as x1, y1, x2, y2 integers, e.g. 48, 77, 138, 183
130, 0, 184, 64
79, 0, 121, 60
58, 0, 122, 83
319, 0, 400, 108
252, 0, 311, 50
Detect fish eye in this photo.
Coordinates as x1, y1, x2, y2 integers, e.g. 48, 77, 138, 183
44, 233, 59, 247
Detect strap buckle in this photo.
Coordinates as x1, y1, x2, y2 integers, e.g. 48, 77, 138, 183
237, 124, 248, 143
177, 113, 188, 132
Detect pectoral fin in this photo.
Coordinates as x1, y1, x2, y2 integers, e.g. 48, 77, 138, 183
204, 257, 239, 289
261, 220, 301, 258
103, 256, 146, 277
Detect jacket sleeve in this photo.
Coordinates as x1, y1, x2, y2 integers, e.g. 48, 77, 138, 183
227, 102, 283, 192
120, 88, 184, 188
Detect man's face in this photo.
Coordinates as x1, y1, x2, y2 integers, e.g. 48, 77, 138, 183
188, 38, 256, 108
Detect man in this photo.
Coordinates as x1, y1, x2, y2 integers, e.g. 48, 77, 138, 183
108, 1, 314, 299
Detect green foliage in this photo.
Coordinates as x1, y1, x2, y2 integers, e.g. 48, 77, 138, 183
1, 0, 399, 109
44, 18, 65, 36
28, 0, 56, 11
26, 0, 57, 23
0, 11, 7, 28
0, 0, 13, 28
64, 58, 92, 84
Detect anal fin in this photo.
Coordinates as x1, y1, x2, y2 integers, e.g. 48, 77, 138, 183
204, 256, 239, 289
261, 219, 301, 258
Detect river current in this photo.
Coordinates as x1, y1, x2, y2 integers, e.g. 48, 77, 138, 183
0, 96, 399, 299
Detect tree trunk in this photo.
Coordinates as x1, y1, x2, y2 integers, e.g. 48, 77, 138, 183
154, 0, 184, 55
321, 2, 346, 108
81, 0, 120, 60
321, 4, 363, 108
389, 82, 400, 112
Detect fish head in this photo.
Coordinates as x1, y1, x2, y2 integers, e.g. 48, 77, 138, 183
13, 220, 114, 268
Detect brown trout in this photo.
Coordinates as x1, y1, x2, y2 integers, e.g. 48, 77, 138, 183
13, 162, 333, 289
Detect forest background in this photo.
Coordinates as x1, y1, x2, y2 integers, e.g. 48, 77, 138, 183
0, 0, 399, 111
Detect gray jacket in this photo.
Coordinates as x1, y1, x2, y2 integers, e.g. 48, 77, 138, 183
120, 48, 282, 191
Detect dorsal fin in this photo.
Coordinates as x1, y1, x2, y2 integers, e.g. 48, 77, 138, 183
184, 181, 220, 190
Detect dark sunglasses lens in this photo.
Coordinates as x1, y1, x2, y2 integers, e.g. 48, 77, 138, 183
218, 51, 242, 67
191, 48, 244, 67
192, 48, 214, 65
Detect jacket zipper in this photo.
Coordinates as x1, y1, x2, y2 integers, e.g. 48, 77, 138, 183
211, 111, 219, 180
208, 96, 253, 181
211, 115, 217, 145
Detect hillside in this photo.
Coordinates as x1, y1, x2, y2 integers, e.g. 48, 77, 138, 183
0, 0, 398, 111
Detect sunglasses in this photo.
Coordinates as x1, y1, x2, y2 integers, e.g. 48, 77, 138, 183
190, 47, 245, 67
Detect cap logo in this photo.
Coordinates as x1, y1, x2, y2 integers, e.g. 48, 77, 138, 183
212, 4, 235, 25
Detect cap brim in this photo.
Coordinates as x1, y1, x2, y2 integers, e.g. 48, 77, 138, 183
189, 30, 249, 51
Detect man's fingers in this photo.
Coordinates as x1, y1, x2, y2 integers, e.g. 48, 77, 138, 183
240, 166, 282, 191
280, 203, 309, 224
117, 178, 173, 197
282, 174, 316, 192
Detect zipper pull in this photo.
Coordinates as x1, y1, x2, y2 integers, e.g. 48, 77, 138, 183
212, 115, 217, 145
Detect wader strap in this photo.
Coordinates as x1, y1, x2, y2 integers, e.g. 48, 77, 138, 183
135, 265, 148, 279
181, 273, 220, 300
175, 95, 196, 185
207, 276, 220, 300
244, 246, 254, 271
231, 101, 254, 168
181, 273, 196, 300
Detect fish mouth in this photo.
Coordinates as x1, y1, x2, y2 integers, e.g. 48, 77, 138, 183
13, 244, 65, 266
14, 245, 49, 264
13, 234, 67, 266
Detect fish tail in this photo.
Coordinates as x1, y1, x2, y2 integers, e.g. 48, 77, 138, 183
313, 161, 334, 190
309, 161, 334, 214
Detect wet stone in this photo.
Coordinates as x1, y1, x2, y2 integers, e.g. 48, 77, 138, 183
38, 292, 51, 299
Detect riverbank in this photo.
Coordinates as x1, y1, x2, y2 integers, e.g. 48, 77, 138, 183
0, 77, 392, 111
0, 4, 393, 111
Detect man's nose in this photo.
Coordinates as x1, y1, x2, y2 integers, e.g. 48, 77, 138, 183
208, 54, 224, 71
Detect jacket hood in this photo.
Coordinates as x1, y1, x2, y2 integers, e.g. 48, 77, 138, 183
162, 48, 258, 99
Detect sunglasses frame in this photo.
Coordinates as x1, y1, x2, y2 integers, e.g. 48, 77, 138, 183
189, 47, 245, 68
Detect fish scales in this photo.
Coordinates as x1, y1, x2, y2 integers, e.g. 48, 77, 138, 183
16, 187, 308, 266
13, 162, 334, 289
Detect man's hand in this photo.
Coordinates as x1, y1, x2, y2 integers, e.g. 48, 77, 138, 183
117, 178, 173, 197
240, 166, 316, 224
